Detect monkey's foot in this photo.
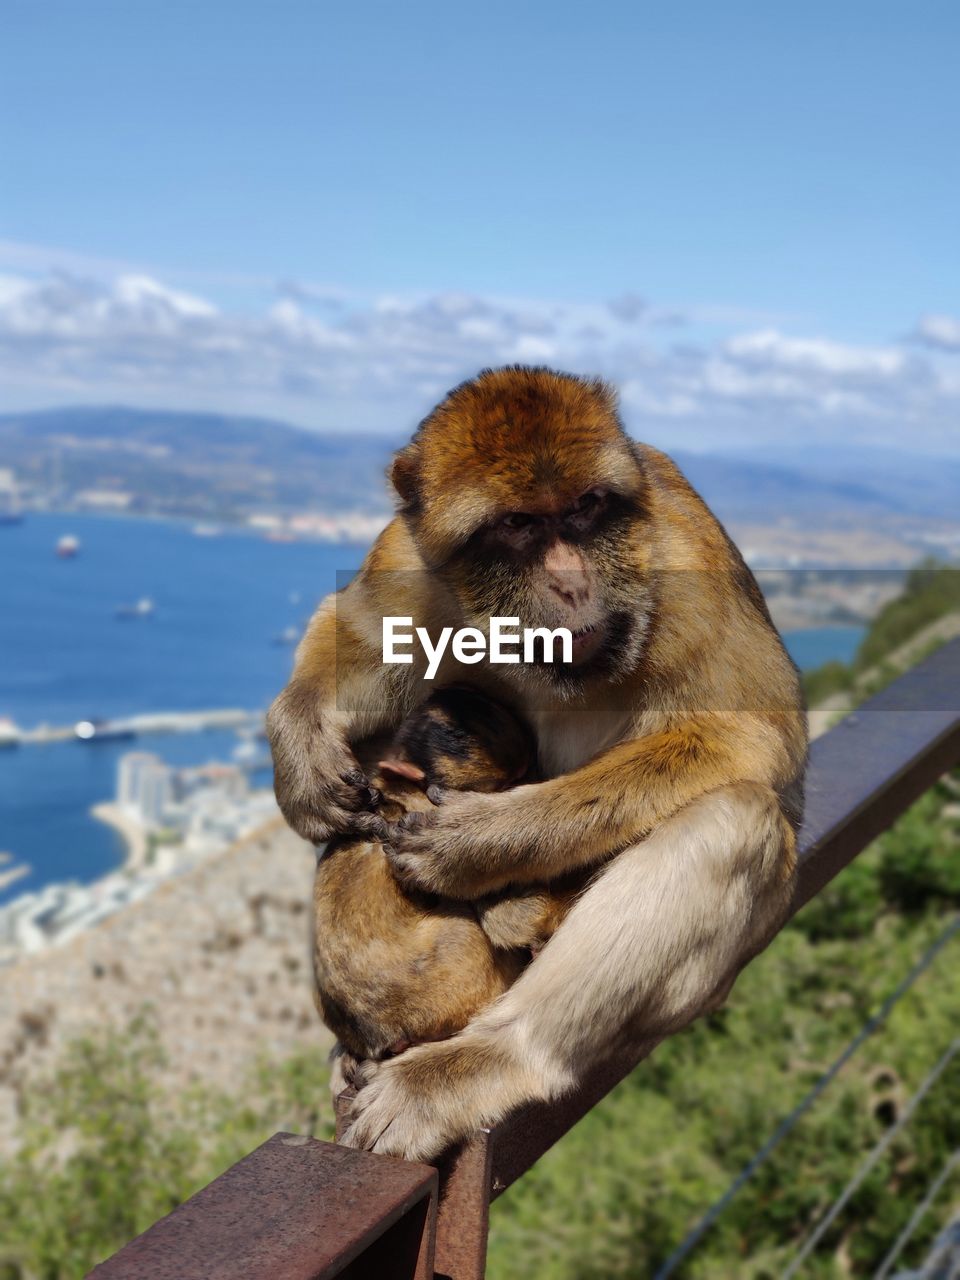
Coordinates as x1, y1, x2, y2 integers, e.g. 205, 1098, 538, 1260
328, 1043, 363, 1100
338, 1031, 541, 1163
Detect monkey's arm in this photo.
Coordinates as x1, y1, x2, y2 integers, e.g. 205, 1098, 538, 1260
386, 712, 794, 897
268, 589, 404, 844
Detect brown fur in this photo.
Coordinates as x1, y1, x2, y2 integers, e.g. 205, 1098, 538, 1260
312, 688, 584, 1065
268, 366, 808, 1161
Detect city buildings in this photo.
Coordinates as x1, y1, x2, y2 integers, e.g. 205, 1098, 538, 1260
0, 747, 279, 964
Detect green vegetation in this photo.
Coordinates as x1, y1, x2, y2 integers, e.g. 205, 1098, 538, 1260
801, 658, 855, 708
0, 1020, 333, 1279
802, 562, 960, 707
2, 563, 958, 1278
856, 562, 960, 672
2, 779, 956, 1279
487, 780, 960, 1279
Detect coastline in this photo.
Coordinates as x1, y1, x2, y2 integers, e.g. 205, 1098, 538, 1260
7, 504, 389, 546
0, 864, 31, 894
90, 802, 149, 873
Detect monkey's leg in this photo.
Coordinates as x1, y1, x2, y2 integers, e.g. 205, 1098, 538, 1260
340, 781, 795, 1162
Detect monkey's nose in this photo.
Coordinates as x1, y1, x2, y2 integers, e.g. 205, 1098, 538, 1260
548, 580, 581, 609
543, 541, 592, 610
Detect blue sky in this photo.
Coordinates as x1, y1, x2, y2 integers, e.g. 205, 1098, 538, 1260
1, 0, 959, 452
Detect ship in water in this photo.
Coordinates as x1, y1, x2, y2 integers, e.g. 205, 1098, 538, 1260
56, 534, 80, 558
0, 470, 23, 525
74, 718, 136, 743
115, 597, 155, 620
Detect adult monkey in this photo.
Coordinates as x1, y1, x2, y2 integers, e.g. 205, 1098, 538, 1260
268, 366, 808, 1161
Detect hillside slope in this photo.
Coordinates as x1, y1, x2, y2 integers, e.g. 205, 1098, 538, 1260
2, 404, 958, 523
0, 406, 395, 516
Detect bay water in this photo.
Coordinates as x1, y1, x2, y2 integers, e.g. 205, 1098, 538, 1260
0, 513, 863, 904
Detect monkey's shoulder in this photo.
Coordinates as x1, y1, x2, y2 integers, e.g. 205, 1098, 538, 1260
361, 516, 425, 576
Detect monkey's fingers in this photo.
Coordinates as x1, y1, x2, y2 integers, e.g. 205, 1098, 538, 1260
343, 810, 390, 840
337, 767, 382, 810
351, 1058, 383, 1090
298, 764, 383, 841
290, 794, 388, 845
395, 810, 436, 834
382, 812, 455, 894
381, 842, 419, 888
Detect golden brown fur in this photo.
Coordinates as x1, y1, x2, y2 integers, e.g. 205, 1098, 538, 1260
268, 366, 808, 1162
313, 687, 582, 1073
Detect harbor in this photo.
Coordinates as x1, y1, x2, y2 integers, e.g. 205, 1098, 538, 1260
0, 740, 279, 964
3, 707, 265, 746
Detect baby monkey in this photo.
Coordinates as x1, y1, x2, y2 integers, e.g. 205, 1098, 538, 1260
313, 685, 581, 1089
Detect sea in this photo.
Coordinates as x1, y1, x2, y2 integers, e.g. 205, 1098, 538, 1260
0, 513, 864, 906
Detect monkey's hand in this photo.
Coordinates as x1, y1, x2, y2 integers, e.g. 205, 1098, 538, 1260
384, 789, 537, 897
267, 688, 387, 844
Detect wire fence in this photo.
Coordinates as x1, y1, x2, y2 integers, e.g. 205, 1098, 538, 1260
872, 1150, 960, 1280
653, 914, 960, 1280
781, 1038, 960, 1277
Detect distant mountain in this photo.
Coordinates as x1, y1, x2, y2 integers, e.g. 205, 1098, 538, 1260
0, 404, 956, 524
669, 450, 956, 524
0, 406, 395, 517
716, 443, 960, 523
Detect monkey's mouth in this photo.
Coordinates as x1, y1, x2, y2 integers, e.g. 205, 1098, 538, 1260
569, 622, 608, 663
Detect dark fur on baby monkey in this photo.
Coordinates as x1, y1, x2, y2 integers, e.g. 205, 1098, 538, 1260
313, 685, 582, 1090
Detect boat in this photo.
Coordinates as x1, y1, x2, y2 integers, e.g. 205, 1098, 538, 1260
0, 474, 23, 525
115, 597, 155, 620
74, 719, 136, 743
192, 523, 222, 538
232, 739, 269, 770
0, 717, 21, 749
56, 534, 80, 558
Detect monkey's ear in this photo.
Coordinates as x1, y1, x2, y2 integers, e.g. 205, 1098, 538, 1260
389, 444, 422, 507
377, 757, 426, 782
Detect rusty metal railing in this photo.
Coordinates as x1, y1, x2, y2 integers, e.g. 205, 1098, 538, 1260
90, 638, 960, 1280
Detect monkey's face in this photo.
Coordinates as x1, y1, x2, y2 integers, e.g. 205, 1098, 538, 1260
391, 367, 654, 691
380, 686, 534, 793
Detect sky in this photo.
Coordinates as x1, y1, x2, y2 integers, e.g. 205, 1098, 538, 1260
1, 0, 959, 453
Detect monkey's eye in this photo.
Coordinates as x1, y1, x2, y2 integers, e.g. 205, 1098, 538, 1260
495, 511, 543, 547
501, 512, 539, 531
564, 488, 608, 530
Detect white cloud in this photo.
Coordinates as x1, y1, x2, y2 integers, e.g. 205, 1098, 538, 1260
913, 313, 960, 353
725, 329, 906, 379
0, 259, 957, 451
113, 275, 217, 318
